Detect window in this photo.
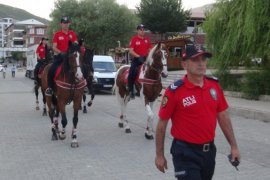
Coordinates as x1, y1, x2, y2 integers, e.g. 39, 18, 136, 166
36, 28, 44, 35
168, 47, 182, 58
30, 37, 34, 44
29, 28, 34, 34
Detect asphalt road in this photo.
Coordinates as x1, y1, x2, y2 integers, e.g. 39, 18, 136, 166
0, 71, 269, 180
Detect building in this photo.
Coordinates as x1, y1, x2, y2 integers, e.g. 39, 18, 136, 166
0, 17, 14, 57
3, 18, 48, 58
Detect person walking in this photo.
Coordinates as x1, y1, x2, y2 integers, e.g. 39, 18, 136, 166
11, 64, 16, 77
128, 24, 152, 99
45, 16, 78, 96
155, 45, 241, 180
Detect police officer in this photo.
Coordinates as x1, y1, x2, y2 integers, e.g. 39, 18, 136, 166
128, 24, 152, 99
45, 16, 78, 96
34, 37, 48, 84
155, 45, 241, 180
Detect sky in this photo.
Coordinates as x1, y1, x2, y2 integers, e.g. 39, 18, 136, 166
0, 0, 216, 20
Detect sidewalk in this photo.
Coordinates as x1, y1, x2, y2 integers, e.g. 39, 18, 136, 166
162, 70, 270, 122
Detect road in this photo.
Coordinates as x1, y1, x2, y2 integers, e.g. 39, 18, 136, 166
0, 71, 270, 180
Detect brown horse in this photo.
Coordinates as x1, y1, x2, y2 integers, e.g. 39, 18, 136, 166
114, 43, 168, 139
34, 47, 53, 116
41, 42, 86, 147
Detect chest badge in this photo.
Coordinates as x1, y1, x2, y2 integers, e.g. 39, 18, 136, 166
210, 88, 217, 101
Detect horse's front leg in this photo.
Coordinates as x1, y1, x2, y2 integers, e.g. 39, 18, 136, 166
34, 85, 39, 110
71, 110, 79, 148
59, 104, 67, 140
145, 100, 154, 140
87, 78, 95, 107
71, 97, 82, 148
82, 92, 87, 113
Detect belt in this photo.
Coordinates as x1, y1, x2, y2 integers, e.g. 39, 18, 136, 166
174, 139, 214, 152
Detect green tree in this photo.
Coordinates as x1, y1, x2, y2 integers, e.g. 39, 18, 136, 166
11, 52, 23, 61
203, 0, 270, 70
137, 0, 189, 39
48, 0, 138, 54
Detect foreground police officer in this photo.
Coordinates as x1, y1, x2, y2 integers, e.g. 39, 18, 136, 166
45, 16, 78, 96
155, 45, 241, 180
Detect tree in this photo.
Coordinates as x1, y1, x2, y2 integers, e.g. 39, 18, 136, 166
203, 0, 270, 70
48, 0, 138, 54
137, 0, 189, 39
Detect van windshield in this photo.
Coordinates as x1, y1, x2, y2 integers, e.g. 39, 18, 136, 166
93, 62, 116, 72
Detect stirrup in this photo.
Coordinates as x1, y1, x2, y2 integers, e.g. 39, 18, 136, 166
45, 88, 53, 96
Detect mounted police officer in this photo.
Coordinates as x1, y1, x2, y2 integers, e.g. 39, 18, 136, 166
128, 24, 152, 99
45, 16, 78, 96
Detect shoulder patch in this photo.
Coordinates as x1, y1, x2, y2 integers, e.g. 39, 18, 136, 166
206, 76, 219, 82
169, 79, 184, 92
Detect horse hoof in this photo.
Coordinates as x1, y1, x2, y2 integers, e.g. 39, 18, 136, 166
36, 107, 40, 110
145, 133, 154, 140
83, 107, 87, 113
59, 132, 66, 140
87, 102, 92, 107
71, 142, 79, 148
118, 123, 124, 128
125, 128, 131, 133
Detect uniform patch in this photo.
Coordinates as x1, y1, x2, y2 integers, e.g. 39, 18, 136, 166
161, 96, 168, 107
210, 88, 217, 100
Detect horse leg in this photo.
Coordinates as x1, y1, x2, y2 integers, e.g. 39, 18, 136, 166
82, 93, 87, 113
122, 96, 131, 133
87, 82, 95, 107
145, 101, 154, 140
71, 110, 79, 148
42, 89, 47, 116
47, 97, 58, 141
34, 85, 39, 110
59, 105, 67, 140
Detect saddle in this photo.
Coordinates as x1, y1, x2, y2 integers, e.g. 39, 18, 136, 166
37, 63, 49, 78
123, 64, 145, 85
53, 64, 63, 81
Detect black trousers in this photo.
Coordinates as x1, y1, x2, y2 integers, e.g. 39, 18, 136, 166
171, 139, 216, 180
34, 59, 46, 80
47, 55, 63, 88
128, 57, 144, 93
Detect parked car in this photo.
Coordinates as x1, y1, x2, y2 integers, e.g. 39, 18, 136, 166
92, 55, 117, 91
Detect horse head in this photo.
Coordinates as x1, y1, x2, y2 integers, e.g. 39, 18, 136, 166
67, 41, 84, 81
146, 42, 168, 78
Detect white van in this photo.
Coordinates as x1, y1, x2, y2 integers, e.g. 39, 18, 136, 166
93, 55, 117, 91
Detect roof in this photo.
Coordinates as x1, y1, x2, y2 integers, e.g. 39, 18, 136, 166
190, 4, 213, 18
15, 19, 44, 25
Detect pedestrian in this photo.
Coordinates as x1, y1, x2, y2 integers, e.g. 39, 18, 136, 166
34, 37, 49, 84
2, 65, 7, 78
11, 64, 16, 77
128, 24, 152, 99
45, 16, 78, 96
155, 45, 241, 180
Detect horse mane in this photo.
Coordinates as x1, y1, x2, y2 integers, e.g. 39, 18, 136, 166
145, 43, 160, 65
